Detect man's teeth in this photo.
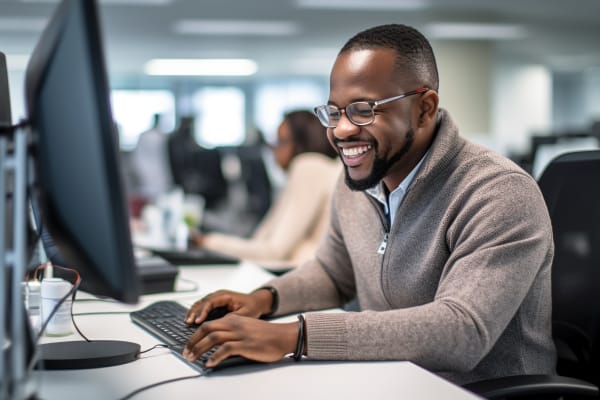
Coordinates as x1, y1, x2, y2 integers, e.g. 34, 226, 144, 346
342, 145, 372, 157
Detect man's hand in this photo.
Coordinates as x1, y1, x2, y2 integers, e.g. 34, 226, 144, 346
185, 289, 273, 325
183, 314, 298, 367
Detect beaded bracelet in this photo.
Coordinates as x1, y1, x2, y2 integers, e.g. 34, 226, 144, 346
293, 314, 305, 362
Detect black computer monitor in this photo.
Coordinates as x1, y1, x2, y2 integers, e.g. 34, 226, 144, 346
23, 0, 141, 368
25, 0, 139, 303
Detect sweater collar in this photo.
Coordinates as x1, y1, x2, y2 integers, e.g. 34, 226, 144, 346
365, 150, 428, 218
364, 108, 462, 195
410, 108, 464, 189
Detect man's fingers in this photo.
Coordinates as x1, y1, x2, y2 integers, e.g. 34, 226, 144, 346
185, 293, 233, 324
184, 326, 237, 362
204, 341, 241, 368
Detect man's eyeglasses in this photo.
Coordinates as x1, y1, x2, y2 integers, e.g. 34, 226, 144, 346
313, 87, 429, 128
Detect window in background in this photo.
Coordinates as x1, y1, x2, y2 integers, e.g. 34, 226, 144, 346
111, 90, 176, 150
192, 87, 245, 148
254, 80, 326, 144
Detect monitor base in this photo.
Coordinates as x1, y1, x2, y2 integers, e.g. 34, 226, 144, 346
37, 340, 140, 369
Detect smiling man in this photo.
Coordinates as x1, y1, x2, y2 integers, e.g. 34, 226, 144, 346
183, 24, 556, 384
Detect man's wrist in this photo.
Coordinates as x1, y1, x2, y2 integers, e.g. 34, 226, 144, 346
253, 286, 279, 317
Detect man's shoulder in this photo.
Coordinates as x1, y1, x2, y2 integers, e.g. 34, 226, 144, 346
456, 139, 533, 181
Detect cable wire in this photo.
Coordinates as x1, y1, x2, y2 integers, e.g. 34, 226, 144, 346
138, 344, 170, 355
117, 373, 203, 400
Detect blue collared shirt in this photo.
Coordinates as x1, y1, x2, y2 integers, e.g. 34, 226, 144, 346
365, 152, 428, 226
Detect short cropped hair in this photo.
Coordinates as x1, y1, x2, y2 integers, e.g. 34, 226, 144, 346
284, 110, 338, 159
339, 24, 439, 91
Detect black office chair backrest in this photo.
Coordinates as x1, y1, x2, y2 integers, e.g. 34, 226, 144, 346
236, 145, 273, 220
537, 150, 600, 384
166, 125, 227, 209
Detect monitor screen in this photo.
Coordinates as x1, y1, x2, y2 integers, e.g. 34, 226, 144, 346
25, 0, 139, 304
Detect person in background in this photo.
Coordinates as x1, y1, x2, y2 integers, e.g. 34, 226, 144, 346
192, 110, 340, 270
129, 113, 173, 201
182, 23, 556, 385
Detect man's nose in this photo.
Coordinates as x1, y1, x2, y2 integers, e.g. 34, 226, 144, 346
332, 111, 360, 140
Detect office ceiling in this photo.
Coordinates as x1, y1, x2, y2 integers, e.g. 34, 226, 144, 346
1, 0, 600, 81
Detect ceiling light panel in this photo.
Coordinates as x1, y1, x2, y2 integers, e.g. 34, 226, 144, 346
20, 0, 172, 4
174, 20, 300, 36
295, 0, 430, 11
144, 58, 258, 76
425, 23, 526, 40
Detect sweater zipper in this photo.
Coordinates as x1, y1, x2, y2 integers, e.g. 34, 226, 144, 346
365, 195, 390, 255
377, 233, 389, 255
364, 193, 394, 308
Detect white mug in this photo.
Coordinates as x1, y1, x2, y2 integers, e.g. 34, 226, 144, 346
41, 278, 73, 336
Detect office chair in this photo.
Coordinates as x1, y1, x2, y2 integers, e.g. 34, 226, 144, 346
236, 144, 273, 221
167, 118, 227, 209
464, 150, 600, 399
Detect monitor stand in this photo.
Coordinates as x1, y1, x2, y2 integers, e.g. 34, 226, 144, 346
37, 340, 140, 369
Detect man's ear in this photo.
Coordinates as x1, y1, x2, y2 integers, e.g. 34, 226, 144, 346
416, 90, 439, 127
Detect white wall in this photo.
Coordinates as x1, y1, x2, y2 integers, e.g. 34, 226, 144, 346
8, 70, 26, 123
582, 68, 600, 125
432, 40, 492, 137
552, 68, 600, 133
432, 41, 554, 157
491, 63, 552, 155
553, 71, 587, 132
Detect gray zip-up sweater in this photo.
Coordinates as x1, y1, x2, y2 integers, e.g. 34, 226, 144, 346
268, 108, 556, 384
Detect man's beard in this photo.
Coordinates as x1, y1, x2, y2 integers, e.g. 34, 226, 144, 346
343, 127, 415, 191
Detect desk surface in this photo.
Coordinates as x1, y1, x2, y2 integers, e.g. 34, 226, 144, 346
34, 262, 480, 400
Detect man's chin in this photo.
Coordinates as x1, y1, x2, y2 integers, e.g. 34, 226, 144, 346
344, 171, 378, 191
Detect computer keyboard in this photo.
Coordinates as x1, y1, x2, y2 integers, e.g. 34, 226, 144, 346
147, 247, 240, 266
130, 300, 251, 373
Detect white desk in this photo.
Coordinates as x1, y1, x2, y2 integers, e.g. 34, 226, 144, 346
33, 262, 481, 400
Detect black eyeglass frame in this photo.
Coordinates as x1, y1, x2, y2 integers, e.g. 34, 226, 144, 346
314, 87, 430, 128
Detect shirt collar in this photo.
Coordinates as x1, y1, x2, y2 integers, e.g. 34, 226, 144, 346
366, 151, 429, 217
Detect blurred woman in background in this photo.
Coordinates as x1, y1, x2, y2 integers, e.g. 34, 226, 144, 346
192, 110, 340, 271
